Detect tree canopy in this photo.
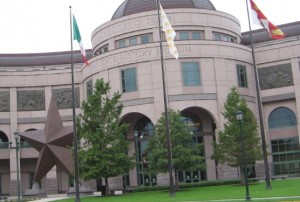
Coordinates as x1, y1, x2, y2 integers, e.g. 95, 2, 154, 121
77, 78, 133, 194
145, 109, 205, 190
212, 87, 262, 169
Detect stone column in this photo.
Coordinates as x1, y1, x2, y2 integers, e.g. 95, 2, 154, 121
9, 87, 21, 197
204, 135, 217, 180
45, 167, 58, 194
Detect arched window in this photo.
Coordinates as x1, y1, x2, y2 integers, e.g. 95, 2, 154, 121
0, 131, 9, 149
134, 117, 156, 186
268, 107, 297, 129
181, 112, 203, 132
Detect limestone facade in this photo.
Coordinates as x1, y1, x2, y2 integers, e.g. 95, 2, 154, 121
0, 5, 299, 196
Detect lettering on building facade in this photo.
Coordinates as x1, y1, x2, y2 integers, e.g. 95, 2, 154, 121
83, 45, 192, 78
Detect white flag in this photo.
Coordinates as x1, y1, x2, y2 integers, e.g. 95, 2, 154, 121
160, 3, 179, 59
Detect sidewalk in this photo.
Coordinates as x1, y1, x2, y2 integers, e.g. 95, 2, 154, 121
29, 194, 68, 202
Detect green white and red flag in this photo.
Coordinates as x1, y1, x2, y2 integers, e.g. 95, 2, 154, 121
73, 15, 89, 65
250, 0, 285, 39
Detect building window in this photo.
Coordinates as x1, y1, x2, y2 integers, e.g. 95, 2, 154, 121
86, 80, 93, 97
129, 37, 137, 46
192, 31, 201, 40
268, 107, 297, 129
119, 40, 126, 48
237, 64, 248, 88
121, 67, 137, 93
141, 35, 150, 44
213, 32, 236, 42
179, 32, 189, 40
272, 137, 300, 175
182, 62, 201, 86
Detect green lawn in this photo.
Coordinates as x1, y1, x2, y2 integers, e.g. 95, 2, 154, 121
56, 178, 300, 202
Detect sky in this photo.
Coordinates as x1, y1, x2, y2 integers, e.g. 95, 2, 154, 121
0, 0, 298, 54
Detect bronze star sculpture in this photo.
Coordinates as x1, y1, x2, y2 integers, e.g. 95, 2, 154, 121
20, 96, 74, 183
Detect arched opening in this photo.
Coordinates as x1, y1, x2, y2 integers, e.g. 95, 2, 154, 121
180, 107, 218, 181
0, 131, 9, 149
20, 128, 37, 148
178, 111, 206, 183
133, 116, 156, 187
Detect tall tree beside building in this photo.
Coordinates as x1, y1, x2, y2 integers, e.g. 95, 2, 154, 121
145, 109, 204, 191
212, 87, 262, 183
77, 78, 133, 195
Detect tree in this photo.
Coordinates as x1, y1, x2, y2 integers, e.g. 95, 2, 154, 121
212, 87, 262, 183
77, 79, 134, 195
145, 109, 204, 191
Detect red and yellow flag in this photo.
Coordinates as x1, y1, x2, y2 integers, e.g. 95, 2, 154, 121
250, 0, 285, 39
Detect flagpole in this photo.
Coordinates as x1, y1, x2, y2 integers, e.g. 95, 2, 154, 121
69, 6, 81, 201
245, 0, 271, 189
155, 0, 175, 197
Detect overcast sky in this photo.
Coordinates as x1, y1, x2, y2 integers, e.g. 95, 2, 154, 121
0, 0, 298, 54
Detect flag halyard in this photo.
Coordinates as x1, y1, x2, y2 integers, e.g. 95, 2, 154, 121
73, 15, 89, 65
250, 0, 285, 39
160, 3, 179, 59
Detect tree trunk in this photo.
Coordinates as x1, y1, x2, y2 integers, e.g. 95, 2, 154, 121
174, 169, 179, 192
105, 177, 110, 195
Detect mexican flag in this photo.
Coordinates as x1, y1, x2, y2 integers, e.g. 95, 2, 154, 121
73, 15, 89, 65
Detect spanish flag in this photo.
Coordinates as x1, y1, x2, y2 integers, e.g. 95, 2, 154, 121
160, 3, 179, 59
250, 0, 285, 39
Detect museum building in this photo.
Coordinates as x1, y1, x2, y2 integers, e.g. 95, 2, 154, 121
0, 0, 300, 196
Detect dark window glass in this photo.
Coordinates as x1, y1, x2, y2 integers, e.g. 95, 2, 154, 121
271, 137, 300, 175
86, 80, 93, 97
179, 32, 189, 40
182, 62, 200, 86
141, 35, 150, 44
119, 40, 126, 48
237, 64, 248, 88
192, 32, 201, 40
268, 107, 297, 129
121, 68, 137, 93
129, 37, 137, 46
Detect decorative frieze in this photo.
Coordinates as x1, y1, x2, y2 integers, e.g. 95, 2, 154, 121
258, 63, 293, 90
52, 88, 80, 109
0, 91, 9, 112
17, 90, 45, 111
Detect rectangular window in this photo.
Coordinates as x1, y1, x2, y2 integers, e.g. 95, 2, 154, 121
192, 32, 201, 40
223, 35, 230, 42
182, 62, 201, 86
141, 35, 150, 44
272, 137, 300, 175
121, 67, 137, 93
86, 80, 93, 97
129, 37, 137, 46
213, 33, 221, 41
119, 40, 126, 48
179, 32, 189, 40
236, 64, 248, 88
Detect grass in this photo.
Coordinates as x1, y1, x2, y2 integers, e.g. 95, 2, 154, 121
55, 178, 300, 202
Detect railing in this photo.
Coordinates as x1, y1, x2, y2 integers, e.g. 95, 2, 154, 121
0, 142, 9, 149
20, 141, 32, 149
